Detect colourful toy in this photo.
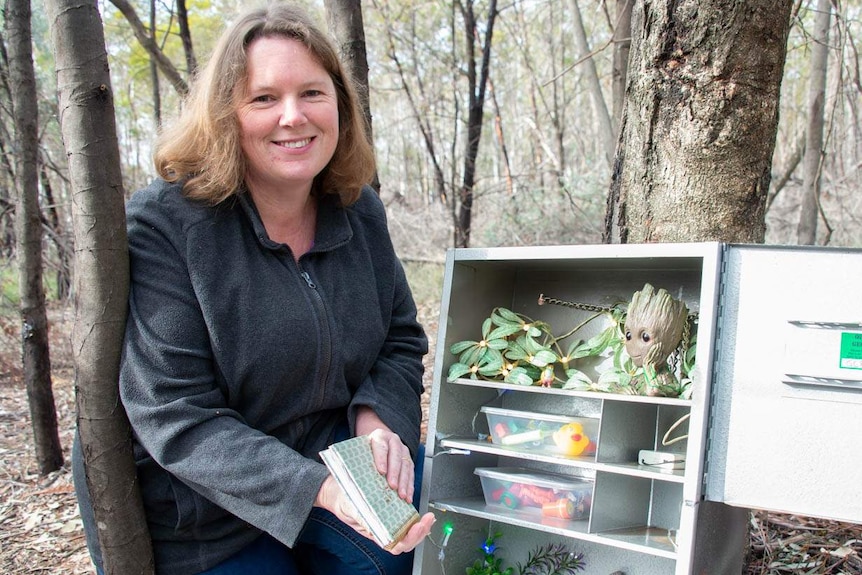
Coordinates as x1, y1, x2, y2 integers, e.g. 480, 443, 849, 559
542, 498, 575, 519
494, 422, 510, 439
500, 428, 547, 446
552, 422, 592, 456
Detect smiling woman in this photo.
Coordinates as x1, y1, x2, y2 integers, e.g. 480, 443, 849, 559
236, 37, 339, 256
71, 3, 434, 575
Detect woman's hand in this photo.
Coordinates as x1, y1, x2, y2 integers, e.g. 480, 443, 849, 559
315, 475, 374, 539
315, 474, 435, 554
356, 407, 416, 501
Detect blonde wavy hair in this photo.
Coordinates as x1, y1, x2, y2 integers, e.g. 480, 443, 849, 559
154, 3, 376, 206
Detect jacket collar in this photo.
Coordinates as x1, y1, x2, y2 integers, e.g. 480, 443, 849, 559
237, 191, 353, 254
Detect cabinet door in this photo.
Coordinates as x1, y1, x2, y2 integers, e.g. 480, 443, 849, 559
705, 245, 862, 522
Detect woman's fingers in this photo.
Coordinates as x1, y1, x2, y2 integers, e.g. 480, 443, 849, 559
368, 429, 414, 500
389, 512, 436, 555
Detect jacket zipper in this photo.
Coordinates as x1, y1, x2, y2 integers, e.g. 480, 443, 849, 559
297, 266, 332, 406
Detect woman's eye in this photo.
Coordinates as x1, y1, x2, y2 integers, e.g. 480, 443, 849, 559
303, 89, 323, 98
252, 94, 274, 103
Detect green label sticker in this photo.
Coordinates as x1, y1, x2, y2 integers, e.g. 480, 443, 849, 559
839, 332, 862, 370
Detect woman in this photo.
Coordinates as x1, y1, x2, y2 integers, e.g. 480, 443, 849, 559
74, 3, 434, 574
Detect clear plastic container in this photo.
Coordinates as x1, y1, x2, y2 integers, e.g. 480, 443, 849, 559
481, 406, 598, 457
475, 466, 593, 520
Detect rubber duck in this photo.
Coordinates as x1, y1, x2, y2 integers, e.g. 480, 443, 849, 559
552, 422, 591, 456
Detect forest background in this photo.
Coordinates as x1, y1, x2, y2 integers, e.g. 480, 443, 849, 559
1, 0, 862, 572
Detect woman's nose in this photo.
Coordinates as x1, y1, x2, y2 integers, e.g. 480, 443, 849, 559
279, 97, 307, 127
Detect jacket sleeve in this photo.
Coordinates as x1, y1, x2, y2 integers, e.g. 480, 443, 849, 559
347, 191, 429, 457
119, 187, 328, 547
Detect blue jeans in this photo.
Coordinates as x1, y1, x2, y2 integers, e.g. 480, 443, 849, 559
201, 446, 424, 575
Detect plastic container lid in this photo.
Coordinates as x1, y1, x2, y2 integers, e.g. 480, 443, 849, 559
474, 466, 593, 490
480, 406, 590, 424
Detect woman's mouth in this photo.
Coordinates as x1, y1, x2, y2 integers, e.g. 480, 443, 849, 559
277, 137, 312, 149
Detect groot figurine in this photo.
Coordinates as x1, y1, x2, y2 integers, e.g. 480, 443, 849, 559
624, 284, 688, 396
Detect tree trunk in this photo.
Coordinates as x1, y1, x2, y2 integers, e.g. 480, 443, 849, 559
604, 0, 793, 244
176, 0, 197, 75
39, 161, 72, 300
796, 0, 831, 245
612, 0, 632, 134
456, 0, 497, 248
323, 0, 379, 191
569, 0, 615, 168
8, 0, 64, 475
149, 0, 161, 125
44, 0, 154, 572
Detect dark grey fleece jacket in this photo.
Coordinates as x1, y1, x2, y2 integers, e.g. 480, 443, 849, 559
118, 179, 427, 574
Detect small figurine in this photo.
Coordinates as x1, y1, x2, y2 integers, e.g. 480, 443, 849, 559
624, 284, 688, 396
552, 422, 592, 456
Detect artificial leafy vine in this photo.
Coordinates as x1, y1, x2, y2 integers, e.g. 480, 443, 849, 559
447, 299, 696, 399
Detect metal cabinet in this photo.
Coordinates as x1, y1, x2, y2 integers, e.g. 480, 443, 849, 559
413, 243, 862, 575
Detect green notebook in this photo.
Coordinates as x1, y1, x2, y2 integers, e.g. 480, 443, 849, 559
320, 435, 420, 550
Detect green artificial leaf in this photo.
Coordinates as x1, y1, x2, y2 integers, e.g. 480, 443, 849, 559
477, 349, 505, 377
487, 338, 510, 351
448, 362, 473, 380
562, 369, 592, 390
451, 340, 478, 355
505, 366, 536, 386
488, 323, 524, 340
494, 307, 523, 324
504, 337, 529, 361
481, 317, 493, 339
460, 344, 489, 367
530, 349, 558, 367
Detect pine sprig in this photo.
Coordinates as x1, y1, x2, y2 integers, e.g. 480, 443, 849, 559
517, 543, 586, 575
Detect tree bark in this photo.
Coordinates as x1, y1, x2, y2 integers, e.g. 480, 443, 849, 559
8, 0, 64, 475
44, 0, 154, 572
569, 0, 615, 168
176, 0, 197, 75
796, 0, 831, 245
612, 0, 632, 134
323, 0, 379, 191
456, 0, 497, 248
149, 0, 161, 125
604, 0, 793, 244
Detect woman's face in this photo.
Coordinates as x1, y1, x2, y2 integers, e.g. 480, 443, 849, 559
236, 36, 339, 196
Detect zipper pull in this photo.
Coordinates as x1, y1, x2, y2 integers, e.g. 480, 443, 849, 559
300, 271, 316, 289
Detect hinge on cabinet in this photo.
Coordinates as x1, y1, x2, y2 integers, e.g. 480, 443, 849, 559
702, 244, 730, 494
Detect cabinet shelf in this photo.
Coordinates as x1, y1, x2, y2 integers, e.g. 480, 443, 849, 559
448, 377, 692, 407
440, 438, 686, 482
429, 497, 678, 560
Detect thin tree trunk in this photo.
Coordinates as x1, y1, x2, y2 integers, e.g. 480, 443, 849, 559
149, 0, 161, 125
604, 0, 793, 244
488, 77, 513, 196
612, 0, 632, 135
44, 0, 154, 571
39, 160, 72, 300
323, 0, 379, 191
796, 0, 831, 245
176, 0, 197, 75
8, 0, 64, 475
456, 0, 497, 248
569, 0, 615, 168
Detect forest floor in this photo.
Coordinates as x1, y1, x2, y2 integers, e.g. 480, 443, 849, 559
0, 303, 860, 574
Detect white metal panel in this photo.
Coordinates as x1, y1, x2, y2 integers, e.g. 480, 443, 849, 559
706, 245, 862, 522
